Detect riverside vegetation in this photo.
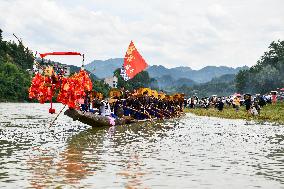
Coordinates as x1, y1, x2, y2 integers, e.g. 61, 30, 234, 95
185, 102, 284, 124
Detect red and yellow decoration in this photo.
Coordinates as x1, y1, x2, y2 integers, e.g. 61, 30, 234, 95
29, 73, 54, 104
57, 70, 92, 109
29, 65, 92, 112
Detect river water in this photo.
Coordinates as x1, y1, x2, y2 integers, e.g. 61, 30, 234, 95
0, 103, 283, 189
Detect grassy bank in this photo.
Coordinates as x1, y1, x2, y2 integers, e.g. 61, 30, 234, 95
185, 102, 284, 124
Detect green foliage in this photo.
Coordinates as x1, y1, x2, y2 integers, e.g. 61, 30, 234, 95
176, 81, 236, 97
0, 29, 2, 41
113, 68, 154, 90
91, 79, 111, 97
0, 29, 33, 102
175, 74, 236, 97
0, 61, 30, 102
236, 40, 284, 94
0, 41, 34, 70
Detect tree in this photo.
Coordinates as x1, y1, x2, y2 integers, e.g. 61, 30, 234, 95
0, 29, 35, 101
0, 61, 30, 101
0, 29, 2, 41
236, 40, 284, 94
235, 70, 249, 93
113, 68, 153, 91
92, 79, 111, 97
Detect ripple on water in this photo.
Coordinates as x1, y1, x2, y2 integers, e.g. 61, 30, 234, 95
0, 103, 284, 188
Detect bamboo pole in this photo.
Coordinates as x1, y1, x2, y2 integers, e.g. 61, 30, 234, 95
48, 105, 66, 128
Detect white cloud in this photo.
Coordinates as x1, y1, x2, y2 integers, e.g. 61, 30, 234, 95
0, 0, 283, 69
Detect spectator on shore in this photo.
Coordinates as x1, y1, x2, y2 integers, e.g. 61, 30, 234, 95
244, 95, 252, 112
234, 97, 240, 111
258, 95, 267, 107
190, 97, 195, 108
217, 98, 224, 111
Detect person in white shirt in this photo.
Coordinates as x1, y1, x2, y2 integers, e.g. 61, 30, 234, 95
100, 100, 111, 116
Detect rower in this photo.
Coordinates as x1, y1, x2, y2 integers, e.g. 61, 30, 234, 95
100, 100, 111, 116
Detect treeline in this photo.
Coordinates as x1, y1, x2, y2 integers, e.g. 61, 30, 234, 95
236, 40, 284, 94
114, 68, 158, 91
175, 74, 236, 97
0, 29, 34, 102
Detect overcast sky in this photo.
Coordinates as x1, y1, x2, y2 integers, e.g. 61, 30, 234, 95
0, 0, 283, 69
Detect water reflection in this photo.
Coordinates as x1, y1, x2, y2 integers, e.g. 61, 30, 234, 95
57, 147, 94, 183
27, 149, 55, 188
117, 153, 148, 189
26, 127, 106, 188
0, 103, 284, 188
261, 133, 284, 184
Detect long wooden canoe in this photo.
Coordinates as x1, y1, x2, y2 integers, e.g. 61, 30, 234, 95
64, 109, 153, 127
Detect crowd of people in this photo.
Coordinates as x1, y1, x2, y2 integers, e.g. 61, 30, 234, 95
78, 86, 281, 119
80, 88, 185, 120
186, 93, 276, 116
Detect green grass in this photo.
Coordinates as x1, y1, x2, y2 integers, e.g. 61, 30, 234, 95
185, 102, 284, 125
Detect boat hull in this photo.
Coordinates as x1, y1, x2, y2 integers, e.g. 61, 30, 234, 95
64, 109, 184, 127
64, 109, 138, 127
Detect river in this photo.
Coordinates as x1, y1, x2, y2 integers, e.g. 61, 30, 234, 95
0, 103, 283, 188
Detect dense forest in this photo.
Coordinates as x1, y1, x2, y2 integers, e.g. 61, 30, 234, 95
236, 40, 284, 94
0, 29, 34, 101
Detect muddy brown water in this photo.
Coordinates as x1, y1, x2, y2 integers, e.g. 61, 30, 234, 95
0, 103, 283, 188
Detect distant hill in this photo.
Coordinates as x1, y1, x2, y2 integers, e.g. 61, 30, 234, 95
85, 58, 123, 79
147, 65, 248, 83
85, 58, 248, 83
156, 74, 197, 90
210, 74, 236, 84
176, 73, 237, 97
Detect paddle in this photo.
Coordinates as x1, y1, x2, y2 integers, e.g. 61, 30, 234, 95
123, 106, 152, 119
48, 105, 66, 128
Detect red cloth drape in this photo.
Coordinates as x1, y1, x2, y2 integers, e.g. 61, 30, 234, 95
39, 52, 82, 58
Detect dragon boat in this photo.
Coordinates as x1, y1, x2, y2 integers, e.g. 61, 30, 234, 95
64, 109, 156, 127
28, 49, 185, 127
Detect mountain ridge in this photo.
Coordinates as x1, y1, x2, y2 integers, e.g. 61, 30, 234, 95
85, 58, 249, 84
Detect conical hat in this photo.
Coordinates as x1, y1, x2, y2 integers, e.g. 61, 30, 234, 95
140, 88, 152, 95
109, 89, 121, 98
151, 90, 158, 98
158, 93, 166, 99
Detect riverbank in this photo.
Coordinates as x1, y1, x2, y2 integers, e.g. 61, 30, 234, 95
185, 102, 284, 125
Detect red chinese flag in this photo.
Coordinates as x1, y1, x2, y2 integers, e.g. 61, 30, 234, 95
123, 41, 148, 79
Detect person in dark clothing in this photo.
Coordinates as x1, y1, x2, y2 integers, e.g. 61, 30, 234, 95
190, 97, 195, 108
258, 96, 266, 107
254, 102, 261, 115
217, 99, 224, 111
244, 96, 252, 112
